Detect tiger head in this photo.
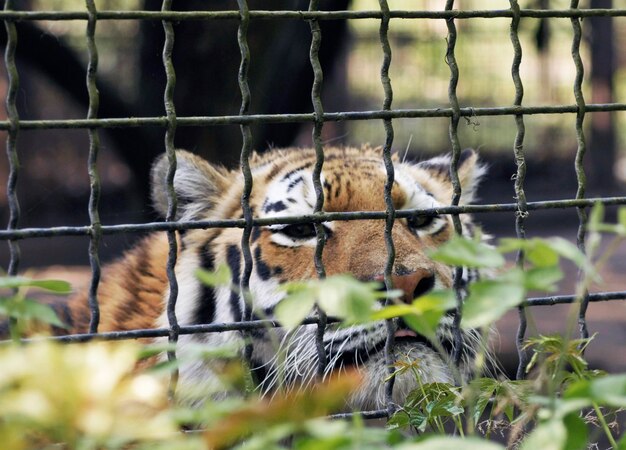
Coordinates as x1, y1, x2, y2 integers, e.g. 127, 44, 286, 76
151, 146, 487, 410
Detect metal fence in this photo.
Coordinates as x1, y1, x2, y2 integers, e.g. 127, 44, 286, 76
2, 1, 626, 420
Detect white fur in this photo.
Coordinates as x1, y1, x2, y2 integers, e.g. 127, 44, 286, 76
154, 151, 488, 410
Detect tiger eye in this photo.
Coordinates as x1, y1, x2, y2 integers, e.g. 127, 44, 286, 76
281, 223, 317, 239
407, 214, 436, 230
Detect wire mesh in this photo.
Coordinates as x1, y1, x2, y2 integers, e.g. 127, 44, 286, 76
236, 0, 257, 391
378, 0, 399, 415
85, 0, 102, 335
307, 0, 330, 381
161, 0, 180, 400
2, 2, 626, 422
509, 0, 530, 381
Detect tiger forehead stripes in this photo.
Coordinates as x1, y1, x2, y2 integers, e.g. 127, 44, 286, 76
60, 145, 487, 410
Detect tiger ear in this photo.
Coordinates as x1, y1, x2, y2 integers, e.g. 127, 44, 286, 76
151, 150, 229, 220
416, 148, 486, 204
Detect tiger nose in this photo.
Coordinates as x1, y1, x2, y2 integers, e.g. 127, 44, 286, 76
376, 269, 435, 304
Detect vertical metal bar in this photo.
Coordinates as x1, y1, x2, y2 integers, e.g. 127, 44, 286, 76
509, 0, 530, 381
3, 0, 20, 278
236, 0, 255, 375
161, 0, 179, 400
308, 0, 328, 379
85, 0, 101, 334
378, 0, 397, 416
444, 0, 465, 370
570, 0, 591, 343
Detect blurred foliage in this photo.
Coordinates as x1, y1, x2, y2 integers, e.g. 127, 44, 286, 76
0, 341, 175, 449
0, 276, 71, 342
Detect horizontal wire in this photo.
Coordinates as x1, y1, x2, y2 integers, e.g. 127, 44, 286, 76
2, 291, 623, 345
328, 409, 389, 420
1, 103, 625, 130
0, 8, 625, 21
525, 291, 626, 307
1, 196, 624, 240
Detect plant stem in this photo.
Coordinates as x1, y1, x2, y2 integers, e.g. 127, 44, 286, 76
592, 402, 618, 449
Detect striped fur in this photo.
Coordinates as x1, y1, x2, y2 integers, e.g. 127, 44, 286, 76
52, 146, 488, 409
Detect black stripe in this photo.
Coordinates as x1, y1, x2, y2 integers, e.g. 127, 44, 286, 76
263, 200, 287, 213
250, 226, 261, 243
254, 246, 272, 281
280, 164, 309, 182
250, 358, 269, 389
286, 175, 304, 192
431, 221, 449, 237
226, 245, 243, 322
195, 243, 217, 325
459, 148, 474, 166
53, 301, 74, 332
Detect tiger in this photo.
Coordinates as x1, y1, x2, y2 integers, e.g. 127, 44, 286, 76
9, 145, 488, 411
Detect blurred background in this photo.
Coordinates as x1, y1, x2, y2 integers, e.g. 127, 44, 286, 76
0, 0, 625, 376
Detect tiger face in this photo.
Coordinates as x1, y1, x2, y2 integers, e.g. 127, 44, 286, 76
149, 146, 487, 409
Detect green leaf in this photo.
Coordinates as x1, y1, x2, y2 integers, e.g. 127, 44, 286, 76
497, 238, 556, 267
588, 202, 605, 231
566, 374, 626, 408
274, 289, 316, 329
461, 279, 526, 329
522, 266, 563, 292
372, 290, 456, 341
412, 289, 457, 312
195, 264, 232, 287
408, 412, 429, 434
24, 300, 67, 327
618, 432, 626, 450
0, 297, 67, 328
429, 235, 505, 268
371, 303, 417, 321
387, 410, 411, 431
519, 419, 567, 450
468, 378, 498, 424
563, 412, 588, 450
545, 237, 587, 269
425, 396, 463, 417
401, 311, 442, 341
317, 275, 380, 323
526, 241, 560, 267
0, 276, 71, 293
498, 238, 561, 267
372, 290, 455, 320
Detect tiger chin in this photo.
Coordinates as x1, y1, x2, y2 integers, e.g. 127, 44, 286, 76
51, 145, 489, 411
